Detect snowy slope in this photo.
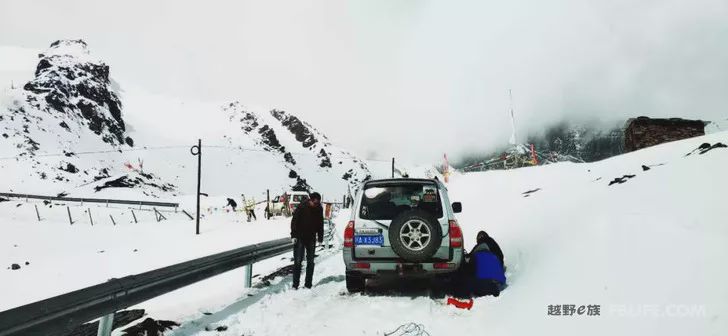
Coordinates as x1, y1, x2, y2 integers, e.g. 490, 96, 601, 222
1, 123, 725, 335
167, 130, 726, 335
0, 40, 174, 198
0, 40, 382, 202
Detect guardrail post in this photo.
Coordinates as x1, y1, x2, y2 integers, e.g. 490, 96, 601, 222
34, 204, 41, 221
97, 312, 114, 336
244, 264, 253, 288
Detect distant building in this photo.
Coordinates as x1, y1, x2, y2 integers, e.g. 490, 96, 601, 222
624, 117, 706, 152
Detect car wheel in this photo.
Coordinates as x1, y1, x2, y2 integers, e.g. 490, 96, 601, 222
388, 209, 443, 262
346, 271, 365, 293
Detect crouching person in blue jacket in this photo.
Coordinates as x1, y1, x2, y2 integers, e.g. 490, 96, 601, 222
457, 230, 506, 297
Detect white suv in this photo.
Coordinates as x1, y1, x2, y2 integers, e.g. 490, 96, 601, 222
342, 178, 464, 292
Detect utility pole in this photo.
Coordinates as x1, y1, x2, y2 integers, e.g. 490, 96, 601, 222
190, 139, 202, 235
391, 157, 395, 178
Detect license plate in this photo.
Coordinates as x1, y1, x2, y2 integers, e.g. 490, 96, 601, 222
354, 235, 384, 246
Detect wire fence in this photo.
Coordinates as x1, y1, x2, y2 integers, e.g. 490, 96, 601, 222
0, 143, 394, 163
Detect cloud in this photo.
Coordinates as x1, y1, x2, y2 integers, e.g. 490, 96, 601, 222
1, 0, 727, 162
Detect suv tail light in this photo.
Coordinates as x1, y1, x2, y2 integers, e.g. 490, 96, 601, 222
434, 262, 457, 270
351, 262, 370, 269
344, 221, 355, 248
449, 220, 463, 248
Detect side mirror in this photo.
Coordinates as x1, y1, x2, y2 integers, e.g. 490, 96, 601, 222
452, 202, 462, 213
272, 196, 279, 203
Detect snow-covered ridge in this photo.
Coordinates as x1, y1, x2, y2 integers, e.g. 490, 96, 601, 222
224, 101, 372, 193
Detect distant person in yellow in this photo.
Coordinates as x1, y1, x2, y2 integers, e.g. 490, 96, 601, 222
243, 195, 257, 222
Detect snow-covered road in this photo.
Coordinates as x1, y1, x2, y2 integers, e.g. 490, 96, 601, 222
2, 131, 727, 336
168, 132, 728, 336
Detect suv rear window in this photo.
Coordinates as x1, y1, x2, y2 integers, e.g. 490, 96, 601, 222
292, 195, 307, 202
360, 184, 442, 220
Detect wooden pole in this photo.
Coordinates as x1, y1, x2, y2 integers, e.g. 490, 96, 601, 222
88, 208, 94, 226
392, 157, 395, 178
109, 214, 116, 226
34, 204, 41, 221
67, 206, 73, 225
131, 210, 138, 223
266, 189, 271, 220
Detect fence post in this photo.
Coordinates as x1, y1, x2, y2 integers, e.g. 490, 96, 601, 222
131, 210, 138, 223
88, 208, 94, 226
266, 189, 270, 220
109, 215, 116, 226
34, 204, 41, 221
154, 207, 167, 222
67, 206, 73, 225
244, 264, 253, 288
97, 312, 114, 336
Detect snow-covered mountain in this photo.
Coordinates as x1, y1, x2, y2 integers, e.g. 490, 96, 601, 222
0, 40, 376, 201
0, 40, 173, 198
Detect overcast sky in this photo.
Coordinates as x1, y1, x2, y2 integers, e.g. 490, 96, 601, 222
2, 0, 727, 162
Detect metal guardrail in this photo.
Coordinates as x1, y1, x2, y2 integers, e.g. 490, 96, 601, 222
0, 238, 294, 336
0, 192, 179, 208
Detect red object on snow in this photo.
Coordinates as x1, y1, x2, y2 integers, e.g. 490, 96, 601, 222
447, 297, 474, 310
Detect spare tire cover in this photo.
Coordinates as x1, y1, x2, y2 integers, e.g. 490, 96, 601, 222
388, 209, 443, 262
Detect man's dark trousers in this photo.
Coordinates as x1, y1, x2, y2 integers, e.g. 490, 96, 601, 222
292, 239, 316, 288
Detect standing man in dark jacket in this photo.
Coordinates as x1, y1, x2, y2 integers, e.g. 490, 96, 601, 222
290, 192, 324, 289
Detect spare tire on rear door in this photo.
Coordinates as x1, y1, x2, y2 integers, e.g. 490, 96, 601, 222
388, 209, 443, 262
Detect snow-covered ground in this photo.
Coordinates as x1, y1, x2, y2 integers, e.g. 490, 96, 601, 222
3, 130, 727, 335
0, 201, 293, 312
172, 131, 727, 335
